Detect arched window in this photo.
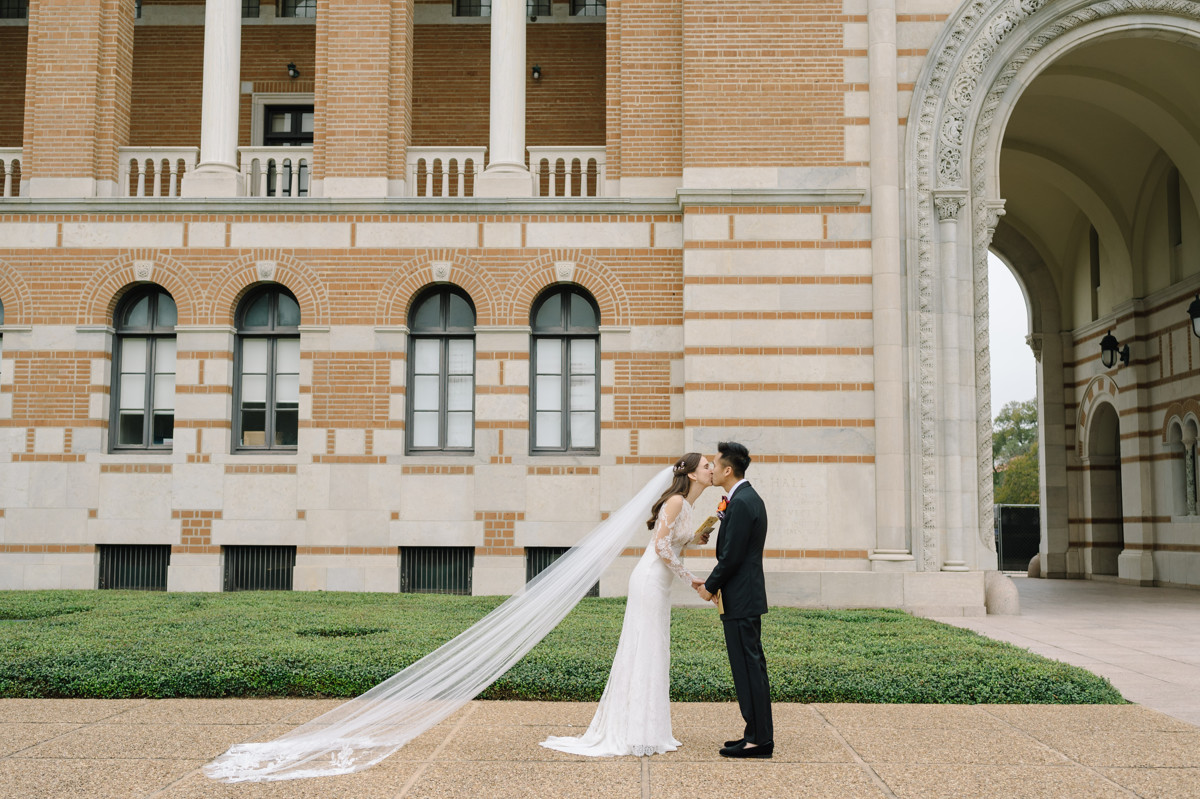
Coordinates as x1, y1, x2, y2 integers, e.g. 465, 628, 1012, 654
531, 286, 599, 453
111, 287, 177, 450
408, 287, 476, 452
235, 287, 300, 451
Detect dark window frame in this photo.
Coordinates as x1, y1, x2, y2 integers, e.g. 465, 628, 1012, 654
232, 286, 301, 454
454, 1, 551, 16
0, 0, 26, 20
110, 287, 177, 453
279, 0, 316, 18
406, 286, 477, 455
530, 286, 600, 455
570, 0, 606, 16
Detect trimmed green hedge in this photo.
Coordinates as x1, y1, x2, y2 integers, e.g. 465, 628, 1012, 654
0, 591, 1124, 704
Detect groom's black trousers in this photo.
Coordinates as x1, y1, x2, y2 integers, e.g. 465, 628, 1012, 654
722, 616, 773, 745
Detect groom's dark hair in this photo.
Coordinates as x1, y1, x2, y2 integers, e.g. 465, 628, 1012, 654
717, 441, 751, 478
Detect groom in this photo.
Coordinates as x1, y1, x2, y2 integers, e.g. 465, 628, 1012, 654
693, 441, 773, 758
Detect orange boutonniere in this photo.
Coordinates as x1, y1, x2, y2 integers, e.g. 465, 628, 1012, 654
717, 495, 729, 520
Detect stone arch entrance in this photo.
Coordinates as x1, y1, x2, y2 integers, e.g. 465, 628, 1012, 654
906, 0, 1200, 585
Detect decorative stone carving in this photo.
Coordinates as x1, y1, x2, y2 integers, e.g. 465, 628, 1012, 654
133, 260, 153, 281
911, 0, 1200, 562
256, 260, 277, 282
431, 261, 452, 282
554, 261, 576, 283
935, 196, 967, 221
1026, 333, 1043, 362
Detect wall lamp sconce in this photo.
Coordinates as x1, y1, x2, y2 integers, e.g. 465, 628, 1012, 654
287, 62, 300, 79
1099, 330, 1130, 369
531, 64, 542, 81
1188, 293, 1200, 339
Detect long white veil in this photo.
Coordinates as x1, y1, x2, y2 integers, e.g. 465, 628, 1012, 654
205, 467, 673, 782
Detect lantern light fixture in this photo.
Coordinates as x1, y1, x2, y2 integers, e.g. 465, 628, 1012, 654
1099, 330, 1129, 369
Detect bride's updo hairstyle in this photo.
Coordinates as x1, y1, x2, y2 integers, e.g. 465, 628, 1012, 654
645, 452, 702, 530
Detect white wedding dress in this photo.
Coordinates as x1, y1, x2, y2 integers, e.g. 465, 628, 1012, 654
541, 498, 697, 757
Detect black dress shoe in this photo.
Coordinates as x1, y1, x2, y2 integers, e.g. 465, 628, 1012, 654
724, 737, 745, 748
720, 741, 773, 759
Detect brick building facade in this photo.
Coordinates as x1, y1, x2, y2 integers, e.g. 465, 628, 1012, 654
1, 0, 1197, 607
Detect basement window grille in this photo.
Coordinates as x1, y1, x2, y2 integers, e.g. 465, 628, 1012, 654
526, 546, 598, 596
98, 545, 171, 591
401, 547, 474, 595
571, 0, 605, 16
223, 545, 296, 591
279, 0, 315, 18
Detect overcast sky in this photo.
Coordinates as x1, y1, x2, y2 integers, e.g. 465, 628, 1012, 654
988, 252, 1038, 418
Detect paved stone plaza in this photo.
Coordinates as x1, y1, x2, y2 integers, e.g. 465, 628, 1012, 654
934, 577, 1200, 727
1, 698, 1198, 799
2, 578, 1198, 798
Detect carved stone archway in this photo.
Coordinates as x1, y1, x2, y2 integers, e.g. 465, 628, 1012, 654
905, 0, 1200, 571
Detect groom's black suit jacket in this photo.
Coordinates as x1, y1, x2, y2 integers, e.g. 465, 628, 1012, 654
704, 483, 768, 619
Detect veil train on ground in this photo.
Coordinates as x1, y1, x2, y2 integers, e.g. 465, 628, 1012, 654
204, 467, 673, 782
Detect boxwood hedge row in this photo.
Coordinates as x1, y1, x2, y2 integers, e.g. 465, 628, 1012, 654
0, 591, 1124, 704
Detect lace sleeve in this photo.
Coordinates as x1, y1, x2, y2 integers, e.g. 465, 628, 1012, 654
653, 503, 696, 584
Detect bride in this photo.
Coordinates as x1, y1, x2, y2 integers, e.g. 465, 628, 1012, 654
541, 452, 715, 757
205, 455, 711, 782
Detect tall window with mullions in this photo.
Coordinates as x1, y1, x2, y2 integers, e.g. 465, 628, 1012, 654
111, 287, 177, 451
531, 286, 599, 453
407, 287, 476, 453
234, 287, 301, 451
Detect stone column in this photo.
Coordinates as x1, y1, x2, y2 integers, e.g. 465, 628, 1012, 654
475, 0, 532, 197
935, 192, 969, 571
181, 0, 243, 197
866, 0, 914, 569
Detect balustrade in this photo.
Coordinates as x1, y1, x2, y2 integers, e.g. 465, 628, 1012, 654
528, 147, 605, 198
406, 147, 486, 198
119, 148, 199, 197
239, 147, 313, 198
0, 149, 22, 198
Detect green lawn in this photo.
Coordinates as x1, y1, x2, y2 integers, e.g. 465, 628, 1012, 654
0, 590, 1124, 704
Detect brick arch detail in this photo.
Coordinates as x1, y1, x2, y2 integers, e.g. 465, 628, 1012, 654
207, 251, 330, 326
0, 261, 32, 325
1076, 375, 1121, 459
376, 251, 501, 326
77, 252, 205, 326
504, 251, 629, 326
1162, 399, 1200, 443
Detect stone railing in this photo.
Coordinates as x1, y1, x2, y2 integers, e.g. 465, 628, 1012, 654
528, 146, 605, 198
406, 147, 486, 198
119, 147, 199, 198
239, 146, 313, 197
0, 148, 22, 198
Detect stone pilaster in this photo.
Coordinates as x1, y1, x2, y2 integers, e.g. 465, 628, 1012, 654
24, 0, 134, 198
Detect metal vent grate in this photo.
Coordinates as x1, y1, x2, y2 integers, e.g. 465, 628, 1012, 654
401, 547, 474, 595
98, 545, 171, 591
526, 546, 599, 597
223, 545, 296, 591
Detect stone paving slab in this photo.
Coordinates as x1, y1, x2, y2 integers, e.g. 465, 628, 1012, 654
933, 577, 1200, 728
0, 699, 1193, 799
